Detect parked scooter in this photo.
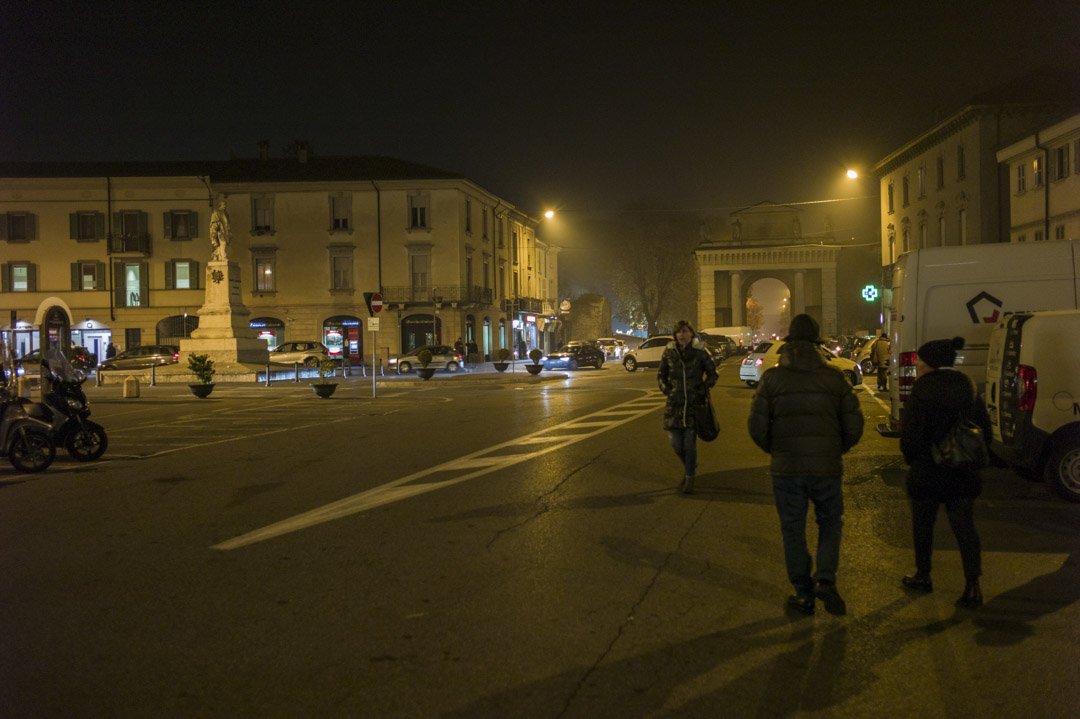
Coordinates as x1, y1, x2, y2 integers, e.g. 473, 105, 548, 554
37, 348, 108, 461
0, 360, 56, 473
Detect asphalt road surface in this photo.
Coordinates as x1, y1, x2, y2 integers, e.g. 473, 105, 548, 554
2, 360, 1078, 718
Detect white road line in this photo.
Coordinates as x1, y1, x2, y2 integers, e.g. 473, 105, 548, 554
212, 391, 667, 550
860, 385, 891, 412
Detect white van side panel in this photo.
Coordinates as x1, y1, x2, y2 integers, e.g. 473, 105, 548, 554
888, 240, 1079, 424
1025, 312, 1080, 434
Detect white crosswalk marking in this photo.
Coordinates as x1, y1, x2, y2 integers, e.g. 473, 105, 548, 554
212, 391, 667, 550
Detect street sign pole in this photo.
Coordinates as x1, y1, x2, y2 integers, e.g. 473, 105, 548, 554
365, 293, 383, 398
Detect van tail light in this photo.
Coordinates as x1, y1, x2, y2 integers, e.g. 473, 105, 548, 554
1017, 365, 1037, 411
899, 351, 918, 403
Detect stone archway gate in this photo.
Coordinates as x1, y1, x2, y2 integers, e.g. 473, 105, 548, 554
695, 244, 840, 337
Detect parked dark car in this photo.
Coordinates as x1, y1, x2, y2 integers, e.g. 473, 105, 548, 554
543, 341, 606, 370
699, 333, 734, 361
15, 346, 97, 377
98, 345, 180, 371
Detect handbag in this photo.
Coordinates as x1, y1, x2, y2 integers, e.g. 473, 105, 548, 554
931, 418, 989, 471
694, 391, 719, 442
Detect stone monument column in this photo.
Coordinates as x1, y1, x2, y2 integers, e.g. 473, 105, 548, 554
730, 271, 743, 325
180, 198, 269, 367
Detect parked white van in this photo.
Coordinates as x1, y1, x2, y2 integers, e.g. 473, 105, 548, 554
884, 240, 1080, 433
985, 309, 1080, 501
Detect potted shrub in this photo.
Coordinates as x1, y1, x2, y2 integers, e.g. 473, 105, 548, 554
416, 349, 437, 380
525, 348, 544, 375
187, 353, 216, 398
311, 357, 338, 398
493, 347, 511, 373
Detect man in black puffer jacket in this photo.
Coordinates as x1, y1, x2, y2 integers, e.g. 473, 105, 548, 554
748, 314, 864, 615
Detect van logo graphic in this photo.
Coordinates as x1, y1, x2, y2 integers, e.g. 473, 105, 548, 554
966, 291, 1003, 323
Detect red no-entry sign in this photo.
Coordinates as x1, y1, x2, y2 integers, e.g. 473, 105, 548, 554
370, 292, 383, 313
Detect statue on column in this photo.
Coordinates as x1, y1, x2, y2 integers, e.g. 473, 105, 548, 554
209, 197, 231, 262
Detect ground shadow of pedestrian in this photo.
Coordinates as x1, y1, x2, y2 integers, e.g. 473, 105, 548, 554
972, 548, 1080, 646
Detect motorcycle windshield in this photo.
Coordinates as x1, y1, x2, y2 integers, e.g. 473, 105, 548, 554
46, 348, 81, 383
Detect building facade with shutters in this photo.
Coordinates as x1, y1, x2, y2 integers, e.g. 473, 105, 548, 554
995, 112, 1080, 244
0, 152, 561, 365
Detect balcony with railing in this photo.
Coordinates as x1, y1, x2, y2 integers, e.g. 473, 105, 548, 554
381, 285, 494, 306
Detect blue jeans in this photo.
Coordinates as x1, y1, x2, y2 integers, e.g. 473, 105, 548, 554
668, 427, 697, 477
772, 475, 844, 593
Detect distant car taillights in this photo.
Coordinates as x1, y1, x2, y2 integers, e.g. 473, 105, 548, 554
1017, 365, 1037, 411
898, 351, 917, 402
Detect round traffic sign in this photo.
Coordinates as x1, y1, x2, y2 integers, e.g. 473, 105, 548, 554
371, 292, 383, 313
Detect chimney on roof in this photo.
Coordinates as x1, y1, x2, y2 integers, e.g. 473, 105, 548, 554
257, 140, 270, 161
296, 140, 309, 163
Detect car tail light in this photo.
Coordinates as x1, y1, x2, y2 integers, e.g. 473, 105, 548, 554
898, 351, 917, 403
754, 358, 763, 367
1017, 365, 1037, 411
173, 352, 179, 360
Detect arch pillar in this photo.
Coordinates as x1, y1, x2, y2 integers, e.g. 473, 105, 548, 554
730, 271, 743, 325
793, 271, 806, 315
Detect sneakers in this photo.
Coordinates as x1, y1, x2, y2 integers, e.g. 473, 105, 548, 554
814, 579, 847, 616
902, 574, 933, 592
786, 593, 815, 615
681, 475, 695, 494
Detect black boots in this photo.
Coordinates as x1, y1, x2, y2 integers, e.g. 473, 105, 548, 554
956, 579, 983, 608
902, 574, 933, 592
786, 593, 815, 615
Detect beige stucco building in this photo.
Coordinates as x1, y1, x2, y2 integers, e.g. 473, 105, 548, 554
0, 151, 560, 365
996, 112, 1080, 243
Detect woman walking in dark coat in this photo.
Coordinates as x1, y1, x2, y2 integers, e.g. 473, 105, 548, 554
900, 336, 991, 608
657, 320, 718, 494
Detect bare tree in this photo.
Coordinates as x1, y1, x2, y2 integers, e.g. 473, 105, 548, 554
609, 210, 699, 336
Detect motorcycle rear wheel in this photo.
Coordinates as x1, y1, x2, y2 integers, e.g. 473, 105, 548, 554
10, 426, 56, 473
66, 421, 108, 461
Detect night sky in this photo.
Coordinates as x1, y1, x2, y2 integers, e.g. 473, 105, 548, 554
4, 0, 1080, 224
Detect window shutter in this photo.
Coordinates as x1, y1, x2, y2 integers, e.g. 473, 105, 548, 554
25, 213, 36, 241
138, 212, 150, 252
96, 262, 106, 289
164, 211, 173, 239
113, 263, 124, 307
189, 210, 198, 238
1063, 147, 1070, 177
71, 263, 80, 291
165, 261, 175, 290
1048, 151, 1056, 180
0, 214, 7, 242
190, 260, 200, 289
328, 195, 334, 230
70, 213, 78, 239
1, 263, 8, 292
268, 195, 275, 229
139, 262, 149, 305
27, 264, 37, 292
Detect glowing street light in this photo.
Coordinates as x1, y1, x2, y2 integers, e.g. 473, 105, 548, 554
544, 210, 555, 219
846, 169, 859, 179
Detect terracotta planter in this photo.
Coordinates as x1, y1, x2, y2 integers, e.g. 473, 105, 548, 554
311, 382, 338, 398
189, 383, 215, 398
525, 364, 543, 375
492, 362, 509, 373
417, 367, 437, 380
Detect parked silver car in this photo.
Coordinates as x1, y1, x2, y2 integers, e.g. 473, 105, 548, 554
268, 341, 330, 367
98, 345, 180, 371
392, 344, 463, 374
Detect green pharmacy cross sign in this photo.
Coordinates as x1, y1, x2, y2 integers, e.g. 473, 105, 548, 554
862, 285, 879, 302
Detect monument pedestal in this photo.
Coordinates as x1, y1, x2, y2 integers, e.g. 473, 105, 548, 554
180, 261, 269, 366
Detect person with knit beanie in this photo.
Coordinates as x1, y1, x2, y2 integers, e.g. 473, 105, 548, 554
900, 336, 991, 608
748, 313, 864, 615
